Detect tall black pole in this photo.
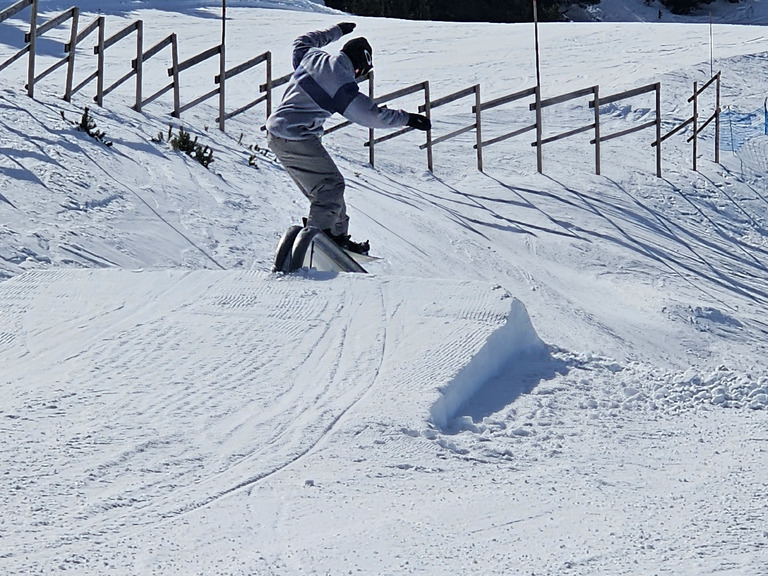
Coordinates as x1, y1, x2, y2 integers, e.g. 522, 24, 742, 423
219, 0, 226, 131
533, 0, 541, 90
533, 0, 543, 173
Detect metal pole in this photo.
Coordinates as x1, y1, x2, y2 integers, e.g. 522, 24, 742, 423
266, 51, 273, 118
475, 84, 483, 172
535, 84, 543, 173
693, 81, 698, 171
655, 82, 662, 178
368, 71, 375, 167
533, 0, 543, 173
709, 13, 714, 78
424, 81, 433, 172
593, 85, 600, 175
533, 0, 541, 89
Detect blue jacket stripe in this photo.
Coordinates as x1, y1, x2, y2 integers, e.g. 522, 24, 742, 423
297, 75, 336, 113
297, 72, 360, 115
333, 82, 360, 114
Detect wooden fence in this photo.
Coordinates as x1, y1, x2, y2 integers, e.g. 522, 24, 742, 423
0, 0, 273, 129
67, 15, 104, 103
137, 33, 179, 113
0, 0, 36, 97
418, 84, 482, 169
591, 82, 662, 177
473, 85, 538, 172
0, 0, 724, 178
654, 71, 720, 171
24, 5, 78, 100
366, 81, 432, 170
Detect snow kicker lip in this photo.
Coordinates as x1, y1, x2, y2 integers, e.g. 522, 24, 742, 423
429, 298, 547, 431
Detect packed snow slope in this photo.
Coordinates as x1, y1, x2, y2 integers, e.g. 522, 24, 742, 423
1, 1, 768, 575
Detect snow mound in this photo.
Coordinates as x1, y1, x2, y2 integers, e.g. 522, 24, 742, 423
429, 296, 546, 429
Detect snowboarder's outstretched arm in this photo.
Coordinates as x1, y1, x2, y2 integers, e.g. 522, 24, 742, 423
292, 23, 355, 70
342, 94, 431, 132
342, 94, 409, 130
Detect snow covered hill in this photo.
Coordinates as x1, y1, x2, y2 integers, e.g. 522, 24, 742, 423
1, 1, 768, 574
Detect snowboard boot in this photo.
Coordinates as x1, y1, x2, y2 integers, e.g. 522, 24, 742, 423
325, 230, 370, 255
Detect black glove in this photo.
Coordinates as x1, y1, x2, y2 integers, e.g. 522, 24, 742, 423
338, 22, 356, 35
407, 113, 431, 131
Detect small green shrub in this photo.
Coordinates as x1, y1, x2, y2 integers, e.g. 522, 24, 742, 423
168, 126, 214, 169
63, 107, 112, 146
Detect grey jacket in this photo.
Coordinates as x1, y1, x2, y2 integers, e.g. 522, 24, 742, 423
265, 25, 410, 140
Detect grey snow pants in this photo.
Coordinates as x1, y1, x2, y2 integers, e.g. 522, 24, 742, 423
267, 132, 349, 237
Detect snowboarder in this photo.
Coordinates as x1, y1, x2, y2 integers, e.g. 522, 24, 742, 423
265, 22, 431, 255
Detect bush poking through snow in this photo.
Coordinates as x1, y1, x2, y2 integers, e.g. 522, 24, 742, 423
247, 142, 276, 168
169, 126, 214, 169
62, 108, 113, 146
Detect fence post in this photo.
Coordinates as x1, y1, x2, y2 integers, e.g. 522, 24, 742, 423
135, 20, 143, 111
534, 84, 543, 173
95, 17, 105, 106
219, 43, 226, 131
692, 81, 698, 171
655, 82, 662, 177
475, 84, 483, 172
593, 85, 601, 175
424, 80, 433, 172
63, 7, 78, 101
170, 34, 180, 118
715, 71, 720, 164
26, 0, 37, 98
368, 70, 375, 167
265, 51, 273, 118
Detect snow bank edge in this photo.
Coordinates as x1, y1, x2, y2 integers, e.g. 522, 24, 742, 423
429, 298, 546, 430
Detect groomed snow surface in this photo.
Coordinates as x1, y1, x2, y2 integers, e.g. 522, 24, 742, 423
1, 0, 768, 574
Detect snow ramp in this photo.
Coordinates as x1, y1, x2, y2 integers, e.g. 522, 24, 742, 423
0, 269, 545, 566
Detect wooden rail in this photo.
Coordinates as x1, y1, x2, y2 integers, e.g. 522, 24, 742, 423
17, 3, 78, 99
589, 82, 662, 177
0, 0, 35, 97
471, 85, 539, 169
170, 44, 221, 117
94, 20, 142, 108
168, 43, 274, 130
363, 80, 432, 171
530, 85, 599, 174
654, 71, 720, 171
215, 51, 272, 123
135, 33, 179, 113
418, 84, 482, 170
66, 16, 104, 102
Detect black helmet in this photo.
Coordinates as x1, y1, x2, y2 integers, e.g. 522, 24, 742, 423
341, 37, 373, 78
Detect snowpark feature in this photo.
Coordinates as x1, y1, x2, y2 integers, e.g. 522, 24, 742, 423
1, 0, 768, 575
